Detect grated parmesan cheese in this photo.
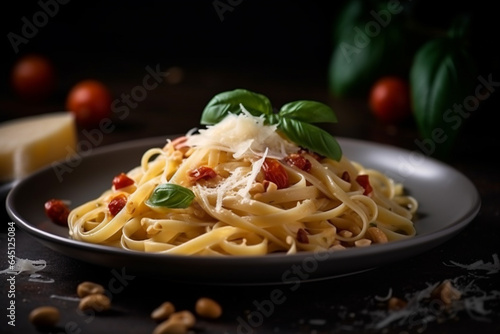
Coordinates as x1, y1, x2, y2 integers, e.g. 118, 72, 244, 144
0, 257, 47, 275
187, 110, 299, 209
367, 254, 500, 331
320, 254, 500, 332
445, 253, 500, 275
29, 273, 55, 283
184, 107, 299, 160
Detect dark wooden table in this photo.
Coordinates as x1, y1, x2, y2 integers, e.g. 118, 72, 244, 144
1, 0, 500, 332
1, 61, 499, 334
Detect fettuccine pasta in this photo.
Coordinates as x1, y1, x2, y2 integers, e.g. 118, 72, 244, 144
68, 111, 417, 255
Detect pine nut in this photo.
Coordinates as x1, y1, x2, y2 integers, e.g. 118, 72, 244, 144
169, 310, 196, 328
151, 301, 176, 322
77, 281, 105, 298
354, 238, 372, 247
152, 319, 187, 334
78, 293, 111, 312
330, 244, 346, 251
195, 297, 222, 319
29, 306, 60, 328
338, 230, 352, 238
264, 181, 278, 192
387, 297, 407, 311
431, 280, 461, 304
366, 226, 388, 244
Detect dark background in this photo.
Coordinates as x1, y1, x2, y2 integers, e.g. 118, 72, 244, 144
1, 0, 498, 114
2, 0, 499, 162
1, 0, 341, 104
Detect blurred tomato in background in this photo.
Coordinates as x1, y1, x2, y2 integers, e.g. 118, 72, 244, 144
11, 54, 56, 101
369, 76, 411, 123
65, 79, 113, 128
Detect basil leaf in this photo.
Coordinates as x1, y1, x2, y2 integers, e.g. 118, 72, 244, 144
331, 0, 365, 43
410, 24, 477, 159
328, 1, 414, 98
146, 183, 195, 209
279, 101, 338, 124
200, 89, 272, 125
278, 118, 342, 161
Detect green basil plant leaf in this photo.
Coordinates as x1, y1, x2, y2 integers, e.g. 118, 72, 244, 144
201, 89, 272, 125
146, 183, 195, 209
410, 15, 477, 159
279, 101, 338, 124
328, 0, 415, 98
331, 0, 365, 43
199, 89, 343, 161
278, 117, 342, 161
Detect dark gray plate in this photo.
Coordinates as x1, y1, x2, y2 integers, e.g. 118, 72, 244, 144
6, 136, 481, 285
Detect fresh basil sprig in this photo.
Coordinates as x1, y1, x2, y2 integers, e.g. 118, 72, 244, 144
201, 89, 342, 161
146, 183, 195, 209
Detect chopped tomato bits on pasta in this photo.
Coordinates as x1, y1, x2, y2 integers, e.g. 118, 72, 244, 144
68, 112, 417, 255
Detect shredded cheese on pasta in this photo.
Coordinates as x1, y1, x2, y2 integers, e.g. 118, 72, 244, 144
68, 112, 417, 255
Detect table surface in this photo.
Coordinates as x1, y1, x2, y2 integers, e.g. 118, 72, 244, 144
1, 61, 499, 334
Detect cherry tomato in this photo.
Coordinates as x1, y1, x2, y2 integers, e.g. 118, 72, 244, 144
11, 54, 56, 101
44, 199, 70, 226
369, 76, 411, 123
65, 79, 113, 128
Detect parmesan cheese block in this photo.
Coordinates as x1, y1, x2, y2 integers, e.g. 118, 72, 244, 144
0, 112, 77, 182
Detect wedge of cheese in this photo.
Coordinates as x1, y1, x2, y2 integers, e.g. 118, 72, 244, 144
0, 112, 77, 182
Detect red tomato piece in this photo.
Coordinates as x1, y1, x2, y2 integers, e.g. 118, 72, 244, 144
262, 158, 288, 189
356, 175, 373, 195
112, 173, 134, 190
108, 194, 127, 216
44, 199, 70, 226
341, 171, 351, 183
189, 166, 217, 181
297, 228, 309, 244
284, 153, 312, 172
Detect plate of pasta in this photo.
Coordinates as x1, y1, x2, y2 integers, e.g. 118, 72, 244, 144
6, 90, 480, 284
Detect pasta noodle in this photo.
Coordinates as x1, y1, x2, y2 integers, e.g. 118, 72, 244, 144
68, 111, 417, 255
